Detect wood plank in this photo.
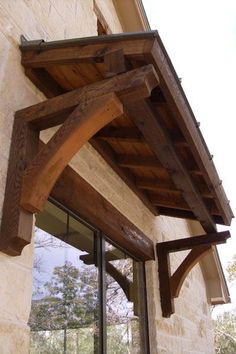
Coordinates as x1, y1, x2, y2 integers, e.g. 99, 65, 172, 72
159, 231, 230, 252
96, 126, 142, 143
150, 37, 233, 225
16, 65, 159, 130
136, 176, 214, 199
21, 37, 155, 68
117, 154, 164, 169
157, 207, 195, 220
0, 117, 39, 255
149, 193, 190, 211
126, 99, 217, 233
136, 177, 177, 192
20, 93, 123, 214
50, 166, 155, 261
90, 138, 158, 215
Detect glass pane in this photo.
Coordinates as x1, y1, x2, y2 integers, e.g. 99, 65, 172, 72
29, 201, 99, 354
105, 241, 144, 354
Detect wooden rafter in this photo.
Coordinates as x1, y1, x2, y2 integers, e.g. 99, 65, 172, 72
156, 231, 231, 317
19, 32, 233, 228
126, 99, 217, 233
90, 138, 158, 215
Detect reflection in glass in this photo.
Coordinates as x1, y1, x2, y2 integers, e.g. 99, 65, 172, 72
105, 242, 142, 354
29, 201, 99, 354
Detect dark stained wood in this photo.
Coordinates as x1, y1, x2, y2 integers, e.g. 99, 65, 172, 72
24, 68, 66, 98
157, 207, 195, 220
160, 231, 230, 252
149, 192, 189, 211
96, 126, 142, 143
0, 117, 39, 255
21, 36, 155, 68
156, 231, 230, 317
135, 177, 175, 191
103, 49, 127, 77
16, 65, 159, 130
150, 36, 233, 225
117, 154, 164, 169
126, 99, 217, 233
18, 32, 233, 229
156, 243, 173, 317
51, 166, 155, 261
21, 94, 123, 213
90, 138, 158, 215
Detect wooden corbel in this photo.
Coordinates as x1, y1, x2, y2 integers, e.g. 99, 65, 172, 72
156, 231, 231, 317
0, 64, 159, 256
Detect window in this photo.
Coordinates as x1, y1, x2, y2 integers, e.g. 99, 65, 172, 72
93, 1, 112, 35
29, 200, 149, 353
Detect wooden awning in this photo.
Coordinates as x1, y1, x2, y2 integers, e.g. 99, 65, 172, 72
19, 31, 233, 232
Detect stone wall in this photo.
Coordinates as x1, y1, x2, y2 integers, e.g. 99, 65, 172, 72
0, 1, 215, 353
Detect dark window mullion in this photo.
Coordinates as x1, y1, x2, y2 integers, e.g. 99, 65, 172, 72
97, 231, 107, 354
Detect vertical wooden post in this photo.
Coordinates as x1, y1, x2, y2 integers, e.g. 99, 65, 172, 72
0, 117, 39, 255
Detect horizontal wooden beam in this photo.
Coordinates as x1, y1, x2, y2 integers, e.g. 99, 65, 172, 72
126, 99, 217, 233
157, 207, 195, 220
51, 166, 155, 261
149, 193, 189, 211
21, 36, 155, 68
16, 64, 159, 130
21, 93, 123, 213
117, 154, 164, 169
136, 177, 178, 192
159, 231, 230, 252
96, 126, 143, 143
90, 138, 158, 215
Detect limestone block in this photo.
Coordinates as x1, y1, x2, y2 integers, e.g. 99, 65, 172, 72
0, 257, 32, 323
0, 320, 29, 354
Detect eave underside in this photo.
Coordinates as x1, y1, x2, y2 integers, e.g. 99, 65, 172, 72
19, 31, 234, 230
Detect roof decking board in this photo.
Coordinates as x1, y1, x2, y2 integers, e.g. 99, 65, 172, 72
20, 31, 234, 228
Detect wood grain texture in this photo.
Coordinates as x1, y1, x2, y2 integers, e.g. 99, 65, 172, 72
156, 231, 230, 317
21, 93, 123, 213
150, 38, 233, 225
126, 99, 217, 233
16, 65, 159, 130
90, 138, 158, 215
0, 117, 39, 255
51, 166, 155, 261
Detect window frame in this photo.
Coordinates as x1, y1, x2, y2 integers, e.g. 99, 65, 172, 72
33, 197, 150, 353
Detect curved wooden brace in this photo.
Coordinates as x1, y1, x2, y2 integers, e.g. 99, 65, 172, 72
20, 93, 123, 213
156, 231, 230, 317
170, 245, 211, 298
